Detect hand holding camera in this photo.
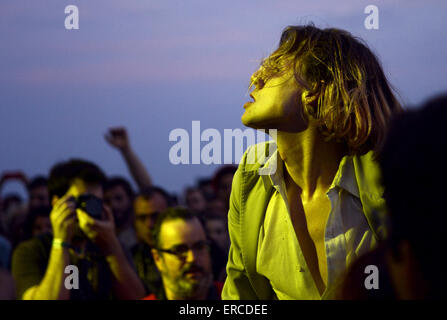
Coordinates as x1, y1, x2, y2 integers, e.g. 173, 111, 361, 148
50, 195, 78, 244
51, 194, 118, 254
76, 198, 118, 255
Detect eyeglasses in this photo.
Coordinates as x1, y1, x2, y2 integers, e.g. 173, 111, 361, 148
135, 212, 160, 223
157, 240, 210, 259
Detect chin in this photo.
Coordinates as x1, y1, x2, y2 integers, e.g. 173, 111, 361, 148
242, 113, 265, 128
242, 117, 276, 131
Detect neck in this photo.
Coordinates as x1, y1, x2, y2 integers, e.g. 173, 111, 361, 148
276, 125, 346, 201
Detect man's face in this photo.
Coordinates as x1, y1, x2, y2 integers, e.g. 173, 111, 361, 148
58, 179, 104, 239
205, 219, 229, 252
134, 193, 168, 246
186, 190, 206, 213
242, 67, 308, 132
104, 185, 132, 228
29, 186, 50, 210
153, 218, 212, 299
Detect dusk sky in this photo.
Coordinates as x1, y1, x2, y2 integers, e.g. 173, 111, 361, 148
1, 0, 446, 199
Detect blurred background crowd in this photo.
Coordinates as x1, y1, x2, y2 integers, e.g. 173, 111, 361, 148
0, 127, 235, 299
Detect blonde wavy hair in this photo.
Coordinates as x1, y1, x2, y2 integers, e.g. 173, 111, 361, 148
250, 25, 402, 155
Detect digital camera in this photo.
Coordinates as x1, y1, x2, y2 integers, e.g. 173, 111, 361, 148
75, 194, 103, 220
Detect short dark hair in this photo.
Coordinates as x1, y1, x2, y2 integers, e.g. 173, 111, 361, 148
27, 176, 48, 192
48, 159, 106, 199
104, 176, 134, 200
152, 207, 199, 249
379, 93, 447, 297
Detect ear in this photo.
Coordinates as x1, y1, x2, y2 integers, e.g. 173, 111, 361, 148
302, 90, 319, 109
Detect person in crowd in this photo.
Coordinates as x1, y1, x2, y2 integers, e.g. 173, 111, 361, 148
0, 171, 27, 216
0, 234, 11, 269
131, 186, 170, 297
204, 214, 230, 254
212, 165, 237, 213
1, 194, 23, 215
104, 177, 137, 250
202, 214, 230, 283
22, 206, 52, 241
143, 207, 222, 300
223, 24, 402, 299
133, 186, 170, 247
197, 178, 215, 201
27, 176, 50, 210
11, 159, 145, 300
205, 195, 227, 218
336, 94, 447, 299
0, 268, 15, 299
5, 205, 28, 249
184, 187, 207, 215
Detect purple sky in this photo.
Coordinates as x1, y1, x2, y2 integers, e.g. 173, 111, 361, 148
1, 0, 446, 199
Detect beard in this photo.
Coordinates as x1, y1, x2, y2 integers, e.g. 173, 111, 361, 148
164, 263, 213, 300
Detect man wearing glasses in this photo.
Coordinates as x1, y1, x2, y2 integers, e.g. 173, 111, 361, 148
143, 207, 222, 300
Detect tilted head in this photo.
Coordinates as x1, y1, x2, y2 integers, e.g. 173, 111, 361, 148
244, 24, 402, 155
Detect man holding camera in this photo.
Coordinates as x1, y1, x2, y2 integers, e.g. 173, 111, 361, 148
11, 159, 145, 300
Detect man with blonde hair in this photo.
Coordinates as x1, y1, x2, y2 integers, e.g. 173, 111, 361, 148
223, 24, 402, 300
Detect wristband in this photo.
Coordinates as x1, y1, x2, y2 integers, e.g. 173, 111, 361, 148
52, 238, 71, 249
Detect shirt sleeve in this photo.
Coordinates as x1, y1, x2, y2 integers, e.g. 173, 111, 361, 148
222, 151, 259, 300
11, 239, 46, 299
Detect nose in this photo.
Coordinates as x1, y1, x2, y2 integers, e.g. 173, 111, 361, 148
250, 93, 255, 101
185, 248, 199, 264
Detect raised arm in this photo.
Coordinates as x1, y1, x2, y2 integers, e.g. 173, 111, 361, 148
105, 127, 152, 190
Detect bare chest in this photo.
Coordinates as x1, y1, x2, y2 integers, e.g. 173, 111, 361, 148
286, 186, 331, 293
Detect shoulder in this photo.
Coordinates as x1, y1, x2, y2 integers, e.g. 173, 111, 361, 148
230, 140, 275, 204
14, 234, 51, 255
238, 140, 276, 171
12, 234, 52, 267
